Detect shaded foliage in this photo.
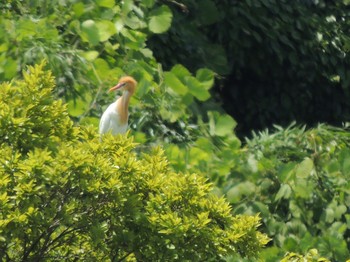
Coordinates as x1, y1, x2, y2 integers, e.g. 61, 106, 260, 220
217, 124, 350, 261
148, 0, 350, 136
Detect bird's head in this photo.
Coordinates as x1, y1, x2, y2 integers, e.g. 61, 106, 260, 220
109, 76, 137, 94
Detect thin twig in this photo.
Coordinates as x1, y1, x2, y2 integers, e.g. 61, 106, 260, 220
116, 251, 134, 262
162, 0, 188, 13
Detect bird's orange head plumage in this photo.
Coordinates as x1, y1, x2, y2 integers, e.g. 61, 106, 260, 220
109, 76, 137, 94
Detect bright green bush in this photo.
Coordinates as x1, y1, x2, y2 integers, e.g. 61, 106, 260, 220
281, 249, 330, 262
0, 61, 76, 153
0, 64, 269, 260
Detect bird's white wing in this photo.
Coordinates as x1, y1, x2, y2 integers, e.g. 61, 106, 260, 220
99, 103, 115, 135
99, 101, 128, 135
99, 111, 110, 135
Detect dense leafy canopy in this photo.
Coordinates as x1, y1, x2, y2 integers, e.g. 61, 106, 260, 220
148, 0, 350, 135
1, 0, 350, 261
224, 124, 350, 261
0, 63, 268, 261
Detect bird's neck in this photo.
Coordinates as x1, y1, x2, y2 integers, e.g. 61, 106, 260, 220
116, 90, 132, 125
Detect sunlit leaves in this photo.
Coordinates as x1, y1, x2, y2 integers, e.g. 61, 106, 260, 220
0, 62, 76, 154
215, 114, 237, 137
95, 20, 116, 42
208, 111, 237, 137
143, 0, 155, 8
171, 64, 191, 80
121, 29, 147, 50
186, 76, 211, 101
122, 0, 134, 14
196, 68, 215, 90
81, 50, 99, 62
80, 19, 116, 45
67, 96, 89, 117
72, 2, 85, 17
164, 64, 214, 101
281, 249, 330, 262
296, 157, 314, 178
164, 71, 187, 95
148, 5, 173, 34
96, 0, 114, 8
81, 20, 99, 46
0, 64, 267, 260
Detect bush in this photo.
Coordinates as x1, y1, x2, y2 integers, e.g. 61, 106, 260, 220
222, 123, 350, 261
0, 63, 269, 261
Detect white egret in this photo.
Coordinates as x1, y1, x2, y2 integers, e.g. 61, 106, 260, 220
99, 76, 137, 135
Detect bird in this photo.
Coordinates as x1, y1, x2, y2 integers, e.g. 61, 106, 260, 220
99, 76, 137, 136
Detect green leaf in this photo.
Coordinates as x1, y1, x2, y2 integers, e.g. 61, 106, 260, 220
96, 20, 116, 42
296, 158, 314, 178
67, 97, 87, 117
142, 0, 155, 8
215, 114, 236, 136
164, 71, 188, 95
275, 184, 291, 202
122, 0, 134, 14
171, 64, 191, 81
280, 163, 296, 183
186, 76, 211, 101
325, 208, 335, 223
121, 29, 147, 49
81, 20, 99, 45
334, 204, 347, 219
4, 58, 18, 79
189, 147, 210, 163
159, 109, 182, 123
81, 51, 99, 62
16, 19, 36, 40
148, 5, 173, 34
195, 137, 213, 152
96, 0, 115, 8
283, 237, 298, 251
226, 181, 256, 203
72, 2, 85, 17
340, 149, 350, 172
93, 58, 111, 79
196, 68, 214, 90
80, 117, 99, 127
294, 179, 312, 199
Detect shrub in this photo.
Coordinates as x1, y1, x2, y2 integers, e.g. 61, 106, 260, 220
222, 123, 350, 261
0, 63, 269, 261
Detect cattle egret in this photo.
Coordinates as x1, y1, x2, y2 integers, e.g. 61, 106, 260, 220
99, 76, 137, 135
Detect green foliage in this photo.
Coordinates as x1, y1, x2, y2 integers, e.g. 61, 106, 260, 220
0, 0, 247, 196
0, 0, 235, 150
281, 249, 330, 262
0, 64, 268, 260
148, 5, 173, 34
4, 1, 350, 261
148, 0, 350, 135
220, 123, 350, 261
0, 62, 76, 153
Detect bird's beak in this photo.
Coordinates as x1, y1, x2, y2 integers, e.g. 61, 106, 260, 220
108, 82, 126, 92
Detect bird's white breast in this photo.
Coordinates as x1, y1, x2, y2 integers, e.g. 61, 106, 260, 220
99, 102, 128, 135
